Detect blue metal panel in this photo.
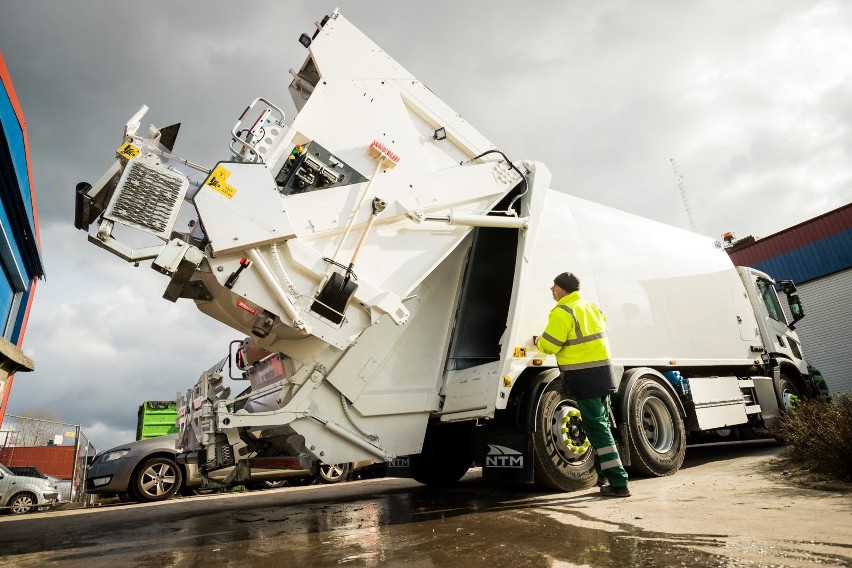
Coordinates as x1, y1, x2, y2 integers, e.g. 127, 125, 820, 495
0, 84, 40, 282
9, 286, 31, 344
749, 228, 852, 284
0, 86, 34, 225
0, 270, 12, 329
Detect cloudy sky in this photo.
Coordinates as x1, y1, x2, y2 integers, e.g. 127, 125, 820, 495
1, 1, 850, 452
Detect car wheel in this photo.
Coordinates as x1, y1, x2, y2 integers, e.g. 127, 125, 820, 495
261, 479, 286, 489
318, 463, 351, 484
7, 492, 36, 515
130, 457, 183, 502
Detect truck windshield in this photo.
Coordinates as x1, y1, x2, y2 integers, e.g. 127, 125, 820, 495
756, 279, 787, 324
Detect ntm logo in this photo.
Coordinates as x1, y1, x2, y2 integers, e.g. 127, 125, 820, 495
389, 457, 410, 468
485, 444, 524, 468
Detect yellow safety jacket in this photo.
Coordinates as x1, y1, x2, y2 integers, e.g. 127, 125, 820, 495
536, 291, 611, 369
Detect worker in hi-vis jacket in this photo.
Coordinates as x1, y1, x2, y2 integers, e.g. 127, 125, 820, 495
536, 272, 631, 498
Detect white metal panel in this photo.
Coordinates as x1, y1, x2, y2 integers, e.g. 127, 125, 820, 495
194, 163, 296, 256
510, 189, 762, 368
308, 12, 417, 81
688, 376, 749, 430
789, 270, 852, 394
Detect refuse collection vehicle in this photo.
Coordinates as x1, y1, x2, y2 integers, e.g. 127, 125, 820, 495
73, 10, 828, 491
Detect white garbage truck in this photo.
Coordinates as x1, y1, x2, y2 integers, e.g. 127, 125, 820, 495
73, 10, 828, 491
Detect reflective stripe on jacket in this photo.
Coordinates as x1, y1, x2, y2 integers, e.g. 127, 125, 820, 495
536, 291, 611, 368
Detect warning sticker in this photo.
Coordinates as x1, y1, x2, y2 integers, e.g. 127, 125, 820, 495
117, 142, 140, 159
236, 299, 259, 316
205, 165, 237, 199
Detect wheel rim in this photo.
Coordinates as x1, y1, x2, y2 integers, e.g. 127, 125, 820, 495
549, 399, 592, 462
780, 379, 800, 413
641, 396, 675, 453
140, 462, 178, 497
320, 464, 346, 481
11, 495, 34, 514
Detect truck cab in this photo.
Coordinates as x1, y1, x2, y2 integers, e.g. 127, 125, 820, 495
737, 266, 815, 399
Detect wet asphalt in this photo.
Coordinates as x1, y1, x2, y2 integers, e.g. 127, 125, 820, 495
0, 446, 850, 567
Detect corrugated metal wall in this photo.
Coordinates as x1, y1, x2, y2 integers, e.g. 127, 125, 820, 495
792, 271, 852, 394
727, 203, 851, 395
0, 445, 76, 479
728, 204, 852, 284
746, 229, 852, 285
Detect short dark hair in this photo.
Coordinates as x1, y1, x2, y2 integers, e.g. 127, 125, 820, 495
554, 272, 580, 293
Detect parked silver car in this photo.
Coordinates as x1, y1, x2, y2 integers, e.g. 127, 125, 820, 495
85, 434, 374, 502
0, 463, 59, 514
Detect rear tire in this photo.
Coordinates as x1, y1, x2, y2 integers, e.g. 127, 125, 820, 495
625, 376, 686, 476
410, 424, 470, 487
532, 379, 597, 492
130, 457, 183, 502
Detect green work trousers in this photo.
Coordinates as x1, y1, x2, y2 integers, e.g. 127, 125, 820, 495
576, 396, 629, 488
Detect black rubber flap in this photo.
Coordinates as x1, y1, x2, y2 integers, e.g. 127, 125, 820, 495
311, 271, 358, 324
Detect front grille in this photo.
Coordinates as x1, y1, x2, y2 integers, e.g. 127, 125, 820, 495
105, 157, 188, 239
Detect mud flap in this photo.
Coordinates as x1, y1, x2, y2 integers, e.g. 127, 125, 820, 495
386, 455, 413, 478
482, 433, 534, 483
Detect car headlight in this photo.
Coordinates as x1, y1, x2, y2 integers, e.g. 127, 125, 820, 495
102, 449, 130, 462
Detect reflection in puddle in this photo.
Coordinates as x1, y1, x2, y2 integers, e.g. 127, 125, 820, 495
29, 481, 852, 567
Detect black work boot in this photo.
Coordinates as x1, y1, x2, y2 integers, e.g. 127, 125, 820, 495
600, 484, 631, 498
596, 476, 609, 488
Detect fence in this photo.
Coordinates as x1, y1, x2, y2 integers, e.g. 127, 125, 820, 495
0, 415, 94, 503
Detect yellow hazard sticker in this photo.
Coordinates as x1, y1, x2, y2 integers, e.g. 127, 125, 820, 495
117, 142, 140, 159
205, 165, 237, 199
513, 347, 527, 358
502, 376, 512, 388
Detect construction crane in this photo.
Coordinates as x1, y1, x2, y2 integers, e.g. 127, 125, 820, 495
670, 158, 697, 232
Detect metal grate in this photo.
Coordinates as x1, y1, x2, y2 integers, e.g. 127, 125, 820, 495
105, 158, 188, 239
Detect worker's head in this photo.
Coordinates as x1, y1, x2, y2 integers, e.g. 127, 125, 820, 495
551, 272, 580, 300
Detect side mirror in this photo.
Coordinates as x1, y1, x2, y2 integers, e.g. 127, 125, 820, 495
779, 281, 805, 330
787, 294, 805, 330
779, 280, 797, 295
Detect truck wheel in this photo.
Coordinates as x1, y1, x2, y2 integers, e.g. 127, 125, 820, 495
411, 424, 470, 486
625, 376, 685, 476
7, 492, 36, 514
532, 379, 597, 492
130, 457, 183, 502
778, 374, 801, 414
318, 463, 351, 484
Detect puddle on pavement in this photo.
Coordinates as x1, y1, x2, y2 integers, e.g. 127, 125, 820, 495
34, 483, 852, 567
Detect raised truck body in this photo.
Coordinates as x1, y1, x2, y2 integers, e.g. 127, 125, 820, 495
74, 11, 826, 491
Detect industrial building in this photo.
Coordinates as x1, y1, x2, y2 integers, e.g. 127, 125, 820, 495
0, 53, 45, 424
727, 204, 852, 394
